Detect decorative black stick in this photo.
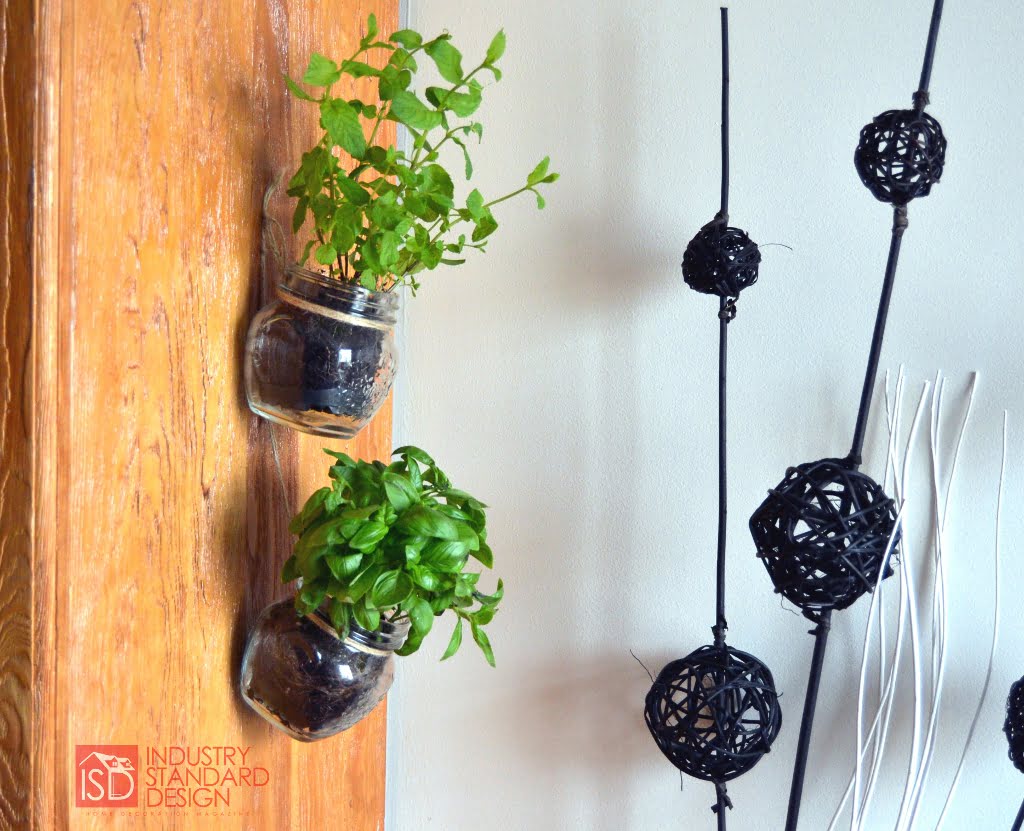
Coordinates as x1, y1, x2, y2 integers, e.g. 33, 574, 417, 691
752, 1, 949, 828
646, 11, 780, 828
1013, 800, 1024, 831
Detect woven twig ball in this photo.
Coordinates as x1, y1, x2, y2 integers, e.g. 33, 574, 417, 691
749, 458, 899, 619
682, 219, 761, 298
854, 109, 947, 205
1004, 675, 1024, 773
644, 643, 782, 782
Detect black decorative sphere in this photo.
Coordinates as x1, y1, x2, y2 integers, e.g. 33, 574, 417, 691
1004, 675, 1024, 773
750, 457, 899, 619
644, 643, 782, 782
682, 220, 760, 298
854, 109, 947, 205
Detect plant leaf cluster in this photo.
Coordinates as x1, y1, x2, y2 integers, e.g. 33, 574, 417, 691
285, 14, 559, 293
283, 446, 502, 665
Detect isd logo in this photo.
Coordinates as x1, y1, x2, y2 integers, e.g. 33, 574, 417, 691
75, 745, 139, 808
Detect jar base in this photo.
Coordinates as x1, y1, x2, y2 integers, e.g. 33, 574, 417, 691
247, 400, 364, 439
240, 689, 325, 742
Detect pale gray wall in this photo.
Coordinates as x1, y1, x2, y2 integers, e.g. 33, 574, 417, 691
389, 1, 1024, 828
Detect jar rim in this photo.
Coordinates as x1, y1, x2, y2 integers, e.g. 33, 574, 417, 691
309, 607, 411, 652
280, 264, 400, 323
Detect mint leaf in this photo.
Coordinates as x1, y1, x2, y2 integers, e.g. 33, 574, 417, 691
441, 618, 463, 660
320, 99, 366, 158
303, 53, 341, 87
389, 91, 442, 130
425, 38, 463, 83
389, 29, 422, 49
485, 30, 506, 64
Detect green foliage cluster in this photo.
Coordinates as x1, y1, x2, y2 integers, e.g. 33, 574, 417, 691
285, 14, 558, 293
283, 446, 502, 665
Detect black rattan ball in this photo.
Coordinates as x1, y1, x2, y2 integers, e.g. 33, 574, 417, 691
644, 643, 782, 782
750, 458, 899, 619
854, 109, 947, 205
682, 219, 761, 298
1004, 675, 1024, 773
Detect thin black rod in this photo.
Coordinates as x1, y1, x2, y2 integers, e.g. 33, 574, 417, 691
719, 7, 730, 217
848, 206, 908, 466
1012, 796, 1024, 831
715, 296, 729, 643
717, 789, 728, 831
784, 612, 832, 831
917, 0, 945, 101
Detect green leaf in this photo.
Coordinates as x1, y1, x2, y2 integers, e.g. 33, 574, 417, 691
353, 599, 381, 632
409, 564, 441, 591
320, 99, 366, 158
441, 618, 463, 660
471, 211, 498, 242
326, 552, 363, 580
298, 581, 328, 615
303, 53, 341, 87
527, 156, 550, 186
382, 472, 419, 511
370, 570, 414, 608
397, 505, 459, 540
471, 621, 496, 667
407, 597, 434, 636
285, 75, 318, 101
378, 231, 400, 270
534, 190, 546, 209
335, 174, 371, 206
359, 13, 379, 50
347, 563, 384, 603
341, 60, 380, 78
395, 445, 436, 467
389, 29, 422, 49
450, 135, 473, 179
389, 91, 442, 131
425, 38, 464, 83
470, 541, 494, 569
485, 30, 506, 64
281, 555, 300, 583
289, 486, 330, 535
349, 521, 388, 552
421, 538, 470, 572
328, 600, 351, 638
291, 196, 309, 233
315, 243, 337, 265
466, 189, 485, 220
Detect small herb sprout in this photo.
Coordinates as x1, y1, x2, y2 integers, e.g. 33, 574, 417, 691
283, 446, 503, 665
285, 14, 559, 293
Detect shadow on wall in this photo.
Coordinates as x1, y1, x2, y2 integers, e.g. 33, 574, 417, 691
489, 650, 680, 831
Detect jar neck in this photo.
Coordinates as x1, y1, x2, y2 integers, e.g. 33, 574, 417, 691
308, 609, 410, 653
278, 265, 400, 326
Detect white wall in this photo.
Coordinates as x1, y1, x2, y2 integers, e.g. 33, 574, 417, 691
388, 1, 1024, 829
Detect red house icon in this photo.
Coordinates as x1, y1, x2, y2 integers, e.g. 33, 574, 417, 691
75, 745, 139, 808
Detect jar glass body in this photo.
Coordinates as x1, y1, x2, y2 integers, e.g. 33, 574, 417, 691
244, 266, 400, 439
240, 598, 409, 742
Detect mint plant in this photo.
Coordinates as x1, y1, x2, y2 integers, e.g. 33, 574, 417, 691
285, 14, 558, 293
283, 446, 503, 665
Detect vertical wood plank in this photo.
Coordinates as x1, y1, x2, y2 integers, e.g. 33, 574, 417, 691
2, 0, 400, 828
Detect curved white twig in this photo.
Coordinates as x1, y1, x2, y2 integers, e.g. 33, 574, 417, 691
934, 409, 1006, 830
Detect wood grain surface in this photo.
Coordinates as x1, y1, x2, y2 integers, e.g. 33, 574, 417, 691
2, 1, 399, 828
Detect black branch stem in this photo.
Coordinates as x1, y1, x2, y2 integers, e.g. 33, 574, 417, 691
848, 206, 908, 466
1012, 796, 1024, 831
715, 296, 730, 644
916, 0, 945, 104
784, 613, 832, 831
719, 6, 730, 217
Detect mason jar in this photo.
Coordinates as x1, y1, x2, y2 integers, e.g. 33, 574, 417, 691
240, 598, 410, 742
244, 266, 400, 438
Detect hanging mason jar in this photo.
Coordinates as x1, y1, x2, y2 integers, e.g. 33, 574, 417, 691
244, 266, 399, 439
240, 598, 410, 742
